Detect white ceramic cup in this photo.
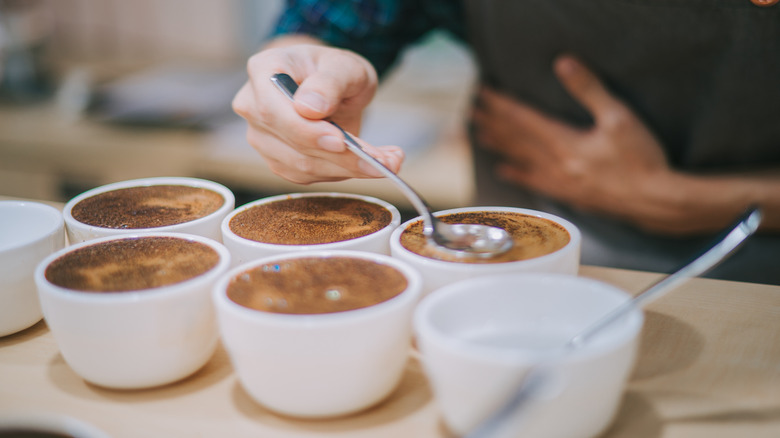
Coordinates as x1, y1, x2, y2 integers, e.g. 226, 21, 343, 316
390, 207, 581, 296
0, 201, 65, 337
63, 176, 235, 243
214, 250, 422, 418
414, 273, 643, 438
221, 192, 401, 267
35, 232, 231, 389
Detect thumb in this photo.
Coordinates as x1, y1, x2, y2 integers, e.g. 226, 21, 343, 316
553, 55, 624, 124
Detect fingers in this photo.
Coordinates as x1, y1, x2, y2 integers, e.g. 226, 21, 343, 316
233, 43, 401, 182
553, 55, 628, 127
294, 51, 378, 123
245, 125, 404, 183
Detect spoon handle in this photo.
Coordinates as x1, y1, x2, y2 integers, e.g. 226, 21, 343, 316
270, 73, 436, 229
567, 206, 763, 348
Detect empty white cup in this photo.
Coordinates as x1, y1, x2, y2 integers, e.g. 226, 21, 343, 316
414, 273, 643, 438
214, 250, 422, 417
63, 176, 235, 243
0, 201, 65, 337
35, 232, 231, 389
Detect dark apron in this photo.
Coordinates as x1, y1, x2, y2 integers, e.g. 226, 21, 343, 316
462, 0, 780, 284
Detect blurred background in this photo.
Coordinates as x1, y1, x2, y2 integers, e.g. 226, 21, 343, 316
0, 0, 477, 216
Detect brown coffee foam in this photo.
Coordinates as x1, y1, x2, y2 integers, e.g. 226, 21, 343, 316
400, 211, 570, 263
227, 257, 408, 314
45, 236, 220, 292
71, 185, 224, 229
229, 196, 392, 245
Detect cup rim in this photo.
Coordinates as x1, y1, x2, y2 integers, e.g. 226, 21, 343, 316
221, 191, 401, 250
414, 272, 643, 363
62, 176, 235, 234
0, 411, 111, 438
35, 232, 231, 302
213, 249, 422, 326
0, 200, 64, 254
390, 206, 581, 269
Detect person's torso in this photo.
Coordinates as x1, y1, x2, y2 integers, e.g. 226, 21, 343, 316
463, 0, 780, 169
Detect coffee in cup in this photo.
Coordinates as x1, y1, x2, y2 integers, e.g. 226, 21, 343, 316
45, 236, 220, 292
221, 192, 401, 266
390, 207, 581, 295
400, 210, 571, 264
227, 256, 408, 315
36, 233, 231, 389
64, 177, 235, 243
214, 250, 421, 418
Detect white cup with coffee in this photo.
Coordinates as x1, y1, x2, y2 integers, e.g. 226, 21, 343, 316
214, 249, 422, 418
63, 176, 235, 244
35, 232, 231, 389
390, 206, 581, 296
0, 201, 66, 337
221, 192, 401, 267
414, 273, 643, 438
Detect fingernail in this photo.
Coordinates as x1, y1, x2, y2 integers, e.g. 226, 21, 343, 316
317, 135, 344, 152
358, 159, 384, 177
390, 148, 405, 159
296, 91, 329, 113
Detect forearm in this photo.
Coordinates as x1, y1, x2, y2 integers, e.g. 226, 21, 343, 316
632, 168, 780, 235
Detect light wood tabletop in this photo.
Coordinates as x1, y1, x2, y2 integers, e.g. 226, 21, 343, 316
2, 259, 779, 438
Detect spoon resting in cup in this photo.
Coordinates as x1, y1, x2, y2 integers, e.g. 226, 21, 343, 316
271, 73, 513, 259
465, 206, 763, 438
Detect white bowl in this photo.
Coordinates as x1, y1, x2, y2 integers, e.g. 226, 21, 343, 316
414, 273, 643, 438
35, 232, 231, 389
0, 201, 65, 337
390, 206, 581, 296
221, 192, 401, 267
214, 250, 422, 417
63, 176, 235, 243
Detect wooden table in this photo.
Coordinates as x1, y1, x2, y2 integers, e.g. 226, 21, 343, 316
2, 260, 779, 438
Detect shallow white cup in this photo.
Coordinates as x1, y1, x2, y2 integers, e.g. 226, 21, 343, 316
214, 250, 422, 418
35, 232, 231, 389
221, 192, 401, 267
414, 273, 643, 438
390, 207, 581, 296
0, 201, 65, 337
63, 176, 235, 243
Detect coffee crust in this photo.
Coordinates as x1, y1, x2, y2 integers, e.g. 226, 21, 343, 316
229, 196, 392, 245
45, 236, 220, 292
400, 211, 570, 263
227, 257, 407, 314
71, 185, 224, 229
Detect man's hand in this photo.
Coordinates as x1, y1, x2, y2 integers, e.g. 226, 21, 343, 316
472, 55, 780, 235
232, 36, 404, 184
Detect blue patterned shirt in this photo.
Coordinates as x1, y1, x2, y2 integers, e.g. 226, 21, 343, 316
272, 0, 465, 76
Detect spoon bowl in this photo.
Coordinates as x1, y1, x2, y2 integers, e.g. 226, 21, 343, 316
271, 73, 513, 258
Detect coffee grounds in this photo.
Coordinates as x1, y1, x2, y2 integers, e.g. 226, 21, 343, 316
400, 211, 570, 264
229, 196, 392, 245
227, 256, 407, 314
45, 236, 220, 292
71, 185, 224, 229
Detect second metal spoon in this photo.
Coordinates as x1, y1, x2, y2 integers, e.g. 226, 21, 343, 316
271, 73, 513, 258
